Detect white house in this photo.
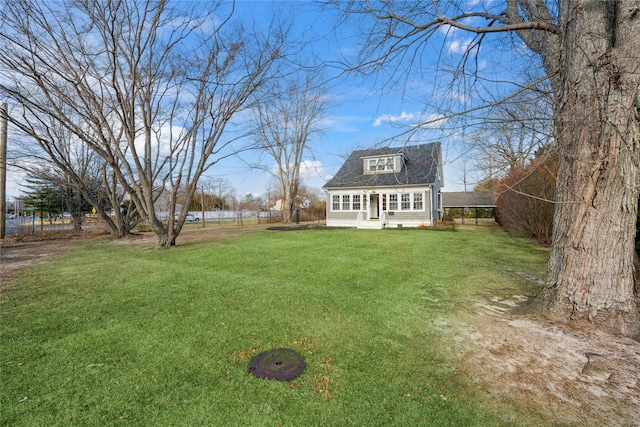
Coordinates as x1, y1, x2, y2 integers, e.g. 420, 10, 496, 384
323, 143, 444, 229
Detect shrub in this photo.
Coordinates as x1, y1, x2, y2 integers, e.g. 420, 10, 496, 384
496, 150, 557, 243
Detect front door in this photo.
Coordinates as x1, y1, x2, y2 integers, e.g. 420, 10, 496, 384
369, 194, 379, 219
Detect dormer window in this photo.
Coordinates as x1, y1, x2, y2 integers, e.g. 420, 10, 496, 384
363, 154, 404, 174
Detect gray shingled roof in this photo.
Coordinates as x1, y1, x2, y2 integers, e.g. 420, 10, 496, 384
442, 191, 496, 208
323, 142, 441, 189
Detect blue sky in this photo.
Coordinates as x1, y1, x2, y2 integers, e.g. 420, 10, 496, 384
203, 1, 488, 197
5, 1, 534, 201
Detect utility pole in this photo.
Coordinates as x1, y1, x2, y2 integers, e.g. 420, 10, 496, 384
200, 186, 205, 228
0, 102, 8, 239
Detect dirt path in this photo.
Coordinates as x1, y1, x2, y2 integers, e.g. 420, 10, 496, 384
1, 236, 86, 287
2, 226, 639, 425
456, 295, 640, 426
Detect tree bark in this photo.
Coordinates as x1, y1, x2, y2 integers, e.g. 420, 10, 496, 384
544, 1, 640, 337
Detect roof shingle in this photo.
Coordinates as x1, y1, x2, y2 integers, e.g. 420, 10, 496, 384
323, 142, 441, 189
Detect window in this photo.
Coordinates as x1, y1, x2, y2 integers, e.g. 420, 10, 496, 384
382, 194, 387, 211
401, 193, 410, 210
363, 155, 403, 175
373, 157, 393, 171
413, 192, 423, 210
332, 195, 340, 211
389, 194, 398, 210
352, 194, 361, 210
363, 195, 368, 211
385, 157, 394, 170
342, 195, 351, 210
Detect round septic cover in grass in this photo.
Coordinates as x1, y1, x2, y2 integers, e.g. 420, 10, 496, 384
248, 348, 306, 381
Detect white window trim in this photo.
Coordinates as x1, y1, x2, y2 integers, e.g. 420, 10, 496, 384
362, 155, 404, 175
388, 193, 398, 210
412, 192, 424, 211
400, 193, 411, 210
331, 189, 427, 212
378, 190, 427, 212
332, 194, 340, 211
331, 192, 370, 211
342, 194, 351, 210
352, 194, 361, 211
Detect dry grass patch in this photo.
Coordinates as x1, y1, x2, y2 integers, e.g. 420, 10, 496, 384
450, 295, 640, 426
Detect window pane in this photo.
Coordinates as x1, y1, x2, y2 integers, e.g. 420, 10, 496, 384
401, 193, 410, 210
389, 194, 398, 210
332, 195, 340, 210
369, 159, 377, 171
353, 194, 361, 210
413, 192, 423, 210
342, 195, 350, 210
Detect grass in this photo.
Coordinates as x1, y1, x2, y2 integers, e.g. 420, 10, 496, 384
1, 226, 548, 426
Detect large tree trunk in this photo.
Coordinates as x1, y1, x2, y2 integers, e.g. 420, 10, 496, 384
152, 218, 176, 247
544, 1, 640, 337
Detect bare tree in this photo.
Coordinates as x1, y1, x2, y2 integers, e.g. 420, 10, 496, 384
248, 72, 326, 223
473, 89, 554, 179
7, 106, 138, 236
0, 0, 288, 246
334, 1, 640, 336
200, 177, 234, 211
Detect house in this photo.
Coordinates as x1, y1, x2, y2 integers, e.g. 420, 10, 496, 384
323, 143, 443, 228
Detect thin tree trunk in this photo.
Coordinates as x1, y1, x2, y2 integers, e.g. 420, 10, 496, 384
544, 1, 640, 337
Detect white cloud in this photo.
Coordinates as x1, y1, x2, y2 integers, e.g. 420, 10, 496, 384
266, 159, 325, 181
373, 111, 417, 127
419, 113, 449, 128
301, 160, 332, 190
300, 160, 323, 177
133, 122, 184, 161
373, 111, 448, 128
447, 38, 473, 54
438, 24, 457, 37
449, 90, 469, 104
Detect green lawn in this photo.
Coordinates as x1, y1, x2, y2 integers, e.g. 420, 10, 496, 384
1, 226, 548, 426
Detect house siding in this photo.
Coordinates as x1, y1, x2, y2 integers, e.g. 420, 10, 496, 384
385, 211, 430, 227
384, 189, 432, 228
325, 187, 435, 228
325, 192, 359, 226
326, 211, 359, 227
